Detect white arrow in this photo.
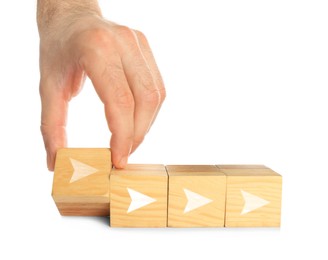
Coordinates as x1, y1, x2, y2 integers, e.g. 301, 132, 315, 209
69, 158, 99, 183
241, 190, 270, 215
183, 188, 213, 213
127, 188, 156, 213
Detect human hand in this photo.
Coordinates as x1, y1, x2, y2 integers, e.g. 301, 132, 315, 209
37, 1, 165, 170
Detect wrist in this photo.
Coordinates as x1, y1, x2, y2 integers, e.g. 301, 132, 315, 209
37, 0, 102, 36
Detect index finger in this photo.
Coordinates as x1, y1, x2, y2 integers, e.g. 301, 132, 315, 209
81, 52, 135, 168
40, 77, 68, 171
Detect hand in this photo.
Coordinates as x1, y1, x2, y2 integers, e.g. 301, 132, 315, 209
38, 9, 165, 170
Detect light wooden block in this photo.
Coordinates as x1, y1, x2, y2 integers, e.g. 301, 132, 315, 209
110, 164, 168, 227
218, 166, 282, 227
166, 165, 226, 227
52, 148, 111, 216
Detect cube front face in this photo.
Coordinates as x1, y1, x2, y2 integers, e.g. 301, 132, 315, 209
167, 165, 226, 227
110, 164, 168, 227
52, 148, 112, 216
220, 167, 282, 227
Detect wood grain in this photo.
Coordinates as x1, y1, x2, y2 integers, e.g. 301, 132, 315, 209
110, 164, 168, 227
167, 165, 226, 227
55, 202, 109, 216
52, 148, 111, 216
221, 167, 282, 227
217, 165, 268, 169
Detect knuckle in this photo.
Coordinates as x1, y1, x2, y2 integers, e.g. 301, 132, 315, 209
86, 28, 110, 45
141, 88, 162, 109
133, 136, 145, 146
134, 30, 148, 44
158, 87, 167, 103
115, 25, 136, 42
137, 75, 166, 109
114, 89, 135, 109
78, 28, 112, 56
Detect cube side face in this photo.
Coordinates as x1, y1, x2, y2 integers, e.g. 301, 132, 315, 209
52, 148, 111, 216
225, 175, 282, 227
168, 175, 226, 227
110, 170, 168, 228
54, 202, 109, 216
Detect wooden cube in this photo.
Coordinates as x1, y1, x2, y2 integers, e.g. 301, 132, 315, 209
217, 165, 282, 227
110, 164, 168, 227
52, 148, 111, 216
166, 165, 226, 227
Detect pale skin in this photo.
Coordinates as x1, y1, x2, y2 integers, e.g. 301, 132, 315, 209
37, 0, 166, 170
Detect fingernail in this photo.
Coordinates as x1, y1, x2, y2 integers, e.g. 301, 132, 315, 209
118, 156, 128, 169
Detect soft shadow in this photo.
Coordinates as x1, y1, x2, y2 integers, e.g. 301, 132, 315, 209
60, 215, 282, 232
79, 216, 110, 226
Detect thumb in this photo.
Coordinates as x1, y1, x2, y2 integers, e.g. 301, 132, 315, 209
40, 78, 68, 171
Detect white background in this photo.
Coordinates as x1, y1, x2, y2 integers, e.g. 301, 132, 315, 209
1, 0, 327, 259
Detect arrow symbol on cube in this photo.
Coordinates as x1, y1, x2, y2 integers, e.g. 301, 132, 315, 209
240, 190, 270, 215
183, 188, 213, 213
127, 188, 157, 213
69, 158, 99, 183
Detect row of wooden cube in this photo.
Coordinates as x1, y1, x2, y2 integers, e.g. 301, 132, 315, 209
52, 148, 282, 227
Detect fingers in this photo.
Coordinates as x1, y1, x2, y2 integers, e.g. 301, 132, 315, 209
79, 26, 166, 168
133, 30, 166, 114
40, 78, 68, 171
81, 51, 134, 168
121, 29, 166, 153
133, 30, 166, 99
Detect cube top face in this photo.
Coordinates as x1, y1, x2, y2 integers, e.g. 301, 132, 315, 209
111, 164, 167, 176
166, 165, 224, 176
166, 165, 226, 227
110, 164, 168, 227
217, 165, 268, 169
52, 148, 111, 203
223, 167, 282, 227
219, 167, 280, 177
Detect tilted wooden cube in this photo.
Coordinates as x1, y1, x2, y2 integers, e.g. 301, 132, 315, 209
110, 164, 168, 227
52, 148, 111, 216
218, 165, 282, 227
166, 165, 226, 227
